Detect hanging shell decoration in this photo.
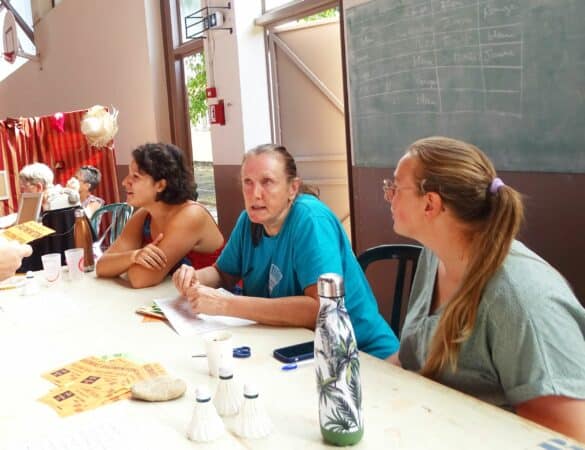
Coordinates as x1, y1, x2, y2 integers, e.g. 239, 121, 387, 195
80, 105, 119, 148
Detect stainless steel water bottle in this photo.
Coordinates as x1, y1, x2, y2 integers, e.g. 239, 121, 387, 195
315, 273, 363, 446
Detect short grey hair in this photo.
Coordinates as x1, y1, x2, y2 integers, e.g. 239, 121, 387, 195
19, 163, 54, 189
79, 165, 101, 191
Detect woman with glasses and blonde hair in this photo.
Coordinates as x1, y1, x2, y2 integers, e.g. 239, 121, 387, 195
386, 136, 585, 441
173, 144, 398, 360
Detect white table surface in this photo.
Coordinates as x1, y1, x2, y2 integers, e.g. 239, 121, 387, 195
0, 272, 580, 449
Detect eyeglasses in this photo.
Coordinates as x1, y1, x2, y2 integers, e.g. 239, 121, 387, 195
382, 178, 419, 201
81, 166, 98, 174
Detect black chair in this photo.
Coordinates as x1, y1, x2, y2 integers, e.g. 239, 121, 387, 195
18, 206, 96, 272
358, 244, 422, 337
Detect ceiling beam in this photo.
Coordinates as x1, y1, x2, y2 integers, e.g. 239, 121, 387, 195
1, 0, 35, 44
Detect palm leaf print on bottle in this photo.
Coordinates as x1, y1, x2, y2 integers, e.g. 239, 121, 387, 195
315, 273, 363, 446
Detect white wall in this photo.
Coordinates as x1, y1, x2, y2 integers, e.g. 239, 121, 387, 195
0, 0, 270, 167
144, 0, 172, 150
0, 0, 170, 165
204, 0, 271, 165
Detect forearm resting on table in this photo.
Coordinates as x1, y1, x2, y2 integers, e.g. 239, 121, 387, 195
386, 352, 401, 366
95, 250, 137, 278
221, 295, 319, 329
516, 395, 585, 443
126, 264, 167, 289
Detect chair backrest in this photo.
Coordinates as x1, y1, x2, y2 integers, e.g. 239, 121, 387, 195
90, 203, 134, 251
358, 244, 422, 337
18, 206, 95, 272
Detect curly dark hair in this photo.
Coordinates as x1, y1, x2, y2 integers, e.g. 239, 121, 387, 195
132, 143, 197, 204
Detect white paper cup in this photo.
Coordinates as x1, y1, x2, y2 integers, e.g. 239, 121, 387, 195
41, 253, 62, 286
65, 248, 84, 281
204, 331, 233, 377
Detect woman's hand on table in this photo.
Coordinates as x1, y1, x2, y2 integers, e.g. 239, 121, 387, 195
172, 264, 199, 296
184, 283, 228, 316
131, 233, 167, 270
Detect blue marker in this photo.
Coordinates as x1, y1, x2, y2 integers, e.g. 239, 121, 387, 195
281, 359, 314, 371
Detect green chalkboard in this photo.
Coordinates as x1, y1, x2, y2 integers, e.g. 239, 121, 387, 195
343, 0, 585, 172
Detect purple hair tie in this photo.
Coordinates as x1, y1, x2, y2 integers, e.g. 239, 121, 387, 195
489, 177, 505, 194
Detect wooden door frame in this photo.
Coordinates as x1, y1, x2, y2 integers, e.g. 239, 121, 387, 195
160, 0, 205, 161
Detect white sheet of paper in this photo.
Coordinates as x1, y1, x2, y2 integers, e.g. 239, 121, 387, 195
154, 292, 255, 336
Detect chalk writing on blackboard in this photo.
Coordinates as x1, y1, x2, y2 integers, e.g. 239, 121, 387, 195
344, 0, 585, 172
348, 0, 523, 119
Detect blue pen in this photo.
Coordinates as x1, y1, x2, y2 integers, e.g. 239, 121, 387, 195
281, 359, 314, 371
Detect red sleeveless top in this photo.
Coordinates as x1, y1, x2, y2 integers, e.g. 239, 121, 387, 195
142, 206, 224, 272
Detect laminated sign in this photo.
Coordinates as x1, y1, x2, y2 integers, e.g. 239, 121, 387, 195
1, 221, 55, 243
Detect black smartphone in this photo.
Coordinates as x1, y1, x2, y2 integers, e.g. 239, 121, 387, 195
273, 341, 314, 363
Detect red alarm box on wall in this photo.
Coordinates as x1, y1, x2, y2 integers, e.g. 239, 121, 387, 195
206, 87, 217, 98
209, 100, 225, 125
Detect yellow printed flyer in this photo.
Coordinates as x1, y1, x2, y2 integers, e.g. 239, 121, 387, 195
1, 221, 55, 243
40, 356, 167, 416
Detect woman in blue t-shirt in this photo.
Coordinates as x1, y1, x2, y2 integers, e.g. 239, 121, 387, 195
173, 144, 398, 359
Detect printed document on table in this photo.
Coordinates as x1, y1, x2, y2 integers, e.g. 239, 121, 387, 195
154, 292, 255, 336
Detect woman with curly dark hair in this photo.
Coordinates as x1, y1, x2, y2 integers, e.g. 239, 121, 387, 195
96, 143, 224, 288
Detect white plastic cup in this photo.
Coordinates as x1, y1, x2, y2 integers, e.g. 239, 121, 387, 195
204, 331, 233, 377
65, 248, 84, 281
41, 253, 62, 286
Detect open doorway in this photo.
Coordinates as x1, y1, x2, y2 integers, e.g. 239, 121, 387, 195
161, 0, 218, 222
265, 6, 351, 238
183, 52, 217, 221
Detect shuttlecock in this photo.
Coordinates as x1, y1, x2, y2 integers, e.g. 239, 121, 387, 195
213, 367, 241, 417
186, 385, 225, 442
234, 383, 272, 439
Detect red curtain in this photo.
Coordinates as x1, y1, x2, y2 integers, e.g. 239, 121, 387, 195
0, 109, 120, 215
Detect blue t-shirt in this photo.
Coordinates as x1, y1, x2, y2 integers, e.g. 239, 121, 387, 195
217, 194, 398, 359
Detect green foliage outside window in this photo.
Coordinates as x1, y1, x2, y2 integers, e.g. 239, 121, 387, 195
300, 7, 339, 22
186, 53, 208, 126
184, 7, 338, 126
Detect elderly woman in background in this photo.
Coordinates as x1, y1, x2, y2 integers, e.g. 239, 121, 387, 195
19, 163, 79, 211
385, 136, 585, 441
67, 165, 104, 218
173, 144, 398, 360
96, 143, 224, 289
